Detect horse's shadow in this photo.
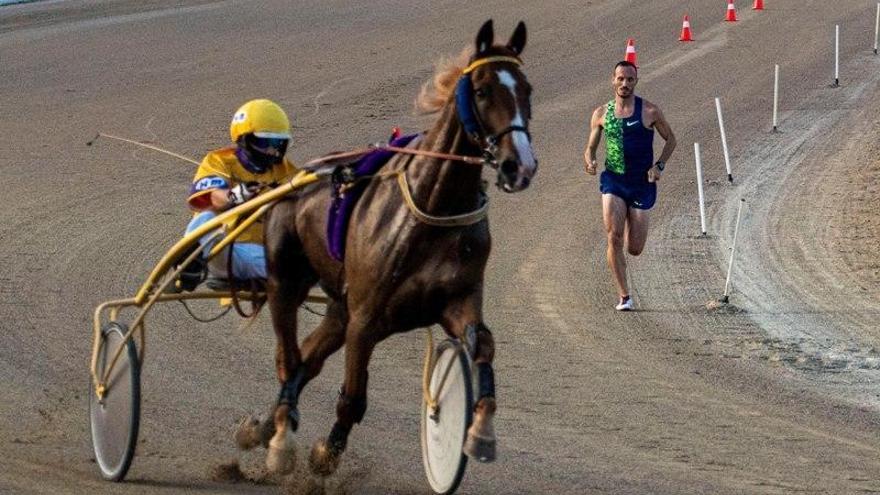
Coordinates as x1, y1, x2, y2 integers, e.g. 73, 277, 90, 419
126, 477, 244, 492
124, 458, 429, 494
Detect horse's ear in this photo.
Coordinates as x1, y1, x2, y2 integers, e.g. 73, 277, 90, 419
507, 21, 527, 56
476, 19, 494, 55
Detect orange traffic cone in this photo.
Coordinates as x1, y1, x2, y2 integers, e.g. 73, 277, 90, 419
753, 0, 764, 10
679, 15, 693, 41
726, 0, 738, 21
624, 38, 638, 66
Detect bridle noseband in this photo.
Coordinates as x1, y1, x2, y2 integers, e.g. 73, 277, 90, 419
454, 55, 531, 165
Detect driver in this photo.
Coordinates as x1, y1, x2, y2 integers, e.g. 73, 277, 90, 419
178, 99, 298, 290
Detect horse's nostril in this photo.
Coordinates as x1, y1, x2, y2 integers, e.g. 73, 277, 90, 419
500, 160, 518, 177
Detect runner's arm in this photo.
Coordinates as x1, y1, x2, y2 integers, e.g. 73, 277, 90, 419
650, 105, 676, 166
584, 106, 604, 175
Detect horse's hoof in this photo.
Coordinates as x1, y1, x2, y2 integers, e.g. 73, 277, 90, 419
463, 432, 496, 463
308, 439, 341, 477
266, 429, 297, 474
234, 415, 263, 451
259, 415, 276, 448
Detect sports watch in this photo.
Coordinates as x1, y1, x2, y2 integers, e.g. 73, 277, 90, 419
654, 160, 665, 172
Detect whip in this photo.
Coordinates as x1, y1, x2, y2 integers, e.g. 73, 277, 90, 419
87, 132, 200, 166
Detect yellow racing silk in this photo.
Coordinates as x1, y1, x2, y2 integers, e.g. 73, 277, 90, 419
187, 146, 298, 244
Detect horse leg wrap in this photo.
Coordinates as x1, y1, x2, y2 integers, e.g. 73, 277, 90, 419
277, 368, 305, 430
465, 323, 495, 401
465, 323, 495, 361
336, 386, 368, 425
476, 362, 495, 400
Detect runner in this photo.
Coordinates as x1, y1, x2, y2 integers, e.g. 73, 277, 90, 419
583, 61, 676, 310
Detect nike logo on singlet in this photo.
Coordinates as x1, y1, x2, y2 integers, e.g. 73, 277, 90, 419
626, 121, 641, 127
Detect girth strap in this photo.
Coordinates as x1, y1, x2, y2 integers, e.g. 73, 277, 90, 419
396, 172, 489, 227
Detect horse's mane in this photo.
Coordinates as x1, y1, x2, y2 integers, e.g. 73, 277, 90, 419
416, 47, 474, 114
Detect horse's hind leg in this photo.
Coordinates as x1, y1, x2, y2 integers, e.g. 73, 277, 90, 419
442, 295, 497, 462
309, 316, 377, 477
247, 297, 345, 463
238, 297, 345, 469
300, 299, 347, 382
260, 251, 314, 474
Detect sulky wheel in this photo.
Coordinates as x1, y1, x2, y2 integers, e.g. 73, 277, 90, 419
89, 322, 140, 481
420, 339, 474, 494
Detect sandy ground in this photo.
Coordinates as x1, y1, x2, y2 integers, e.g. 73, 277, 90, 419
1, 0, 880, 493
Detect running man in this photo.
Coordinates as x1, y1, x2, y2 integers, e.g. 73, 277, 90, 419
584, 61, 676, 310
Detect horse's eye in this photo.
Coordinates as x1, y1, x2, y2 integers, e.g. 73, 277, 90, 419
474, 87, 489, 98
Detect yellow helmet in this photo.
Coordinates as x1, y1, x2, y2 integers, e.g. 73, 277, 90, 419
229, 99, 291, 143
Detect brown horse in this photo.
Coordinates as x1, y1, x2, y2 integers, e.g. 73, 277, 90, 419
247, 19, 536, 477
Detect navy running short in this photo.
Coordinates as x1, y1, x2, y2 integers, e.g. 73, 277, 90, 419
599, 170, 657, 210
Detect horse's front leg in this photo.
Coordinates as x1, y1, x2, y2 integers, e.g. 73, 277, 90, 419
442, 294, 497, 463
309, 316, 377, 477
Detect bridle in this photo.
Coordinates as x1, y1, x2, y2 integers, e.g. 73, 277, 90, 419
454, 55, 531, 165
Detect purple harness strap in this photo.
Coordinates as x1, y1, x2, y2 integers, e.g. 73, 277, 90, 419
327, 133, 419, 261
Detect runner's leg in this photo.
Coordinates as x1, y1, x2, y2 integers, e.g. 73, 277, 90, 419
625, 207, 650, 256
602, 193, 629, 298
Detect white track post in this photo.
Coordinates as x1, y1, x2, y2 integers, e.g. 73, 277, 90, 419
772, 64, 780, 132
715, 97, 733, 183
721, 198, 745, 303
834, 24, 840, 86
694, 143, 707, 236
874, 3, 879, 55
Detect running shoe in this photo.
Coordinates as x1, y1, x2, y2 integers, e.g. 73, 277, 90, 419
615, 295, 634, 311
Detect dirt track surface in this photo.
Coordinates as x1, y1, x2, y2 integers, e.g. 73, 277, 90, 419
1, 0, 879, 493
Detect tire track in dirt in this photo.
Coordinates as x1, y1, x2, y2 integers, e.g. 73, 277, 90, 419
628, 48, 880, 492
708, 50, 880, 406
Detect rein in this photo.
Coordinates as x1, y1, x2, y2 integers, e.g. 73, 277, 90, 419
301, 143, 492, 172
90, 54, 526, 229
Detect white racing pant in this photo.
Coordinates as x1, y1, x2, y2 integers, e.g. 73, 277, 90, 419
185, 211, 267, 280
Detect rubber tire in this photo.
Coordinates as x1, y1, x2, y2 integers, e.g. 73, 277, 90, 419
420, 339, 474, 495
89, 322, 140, 481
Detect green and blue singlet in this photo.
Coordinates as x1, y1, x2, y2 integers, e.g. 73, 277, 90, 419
600, 96, 657, 210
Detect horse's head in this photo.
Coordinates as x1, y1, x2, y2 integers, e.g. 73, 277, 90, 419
456, 20, 537, 193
